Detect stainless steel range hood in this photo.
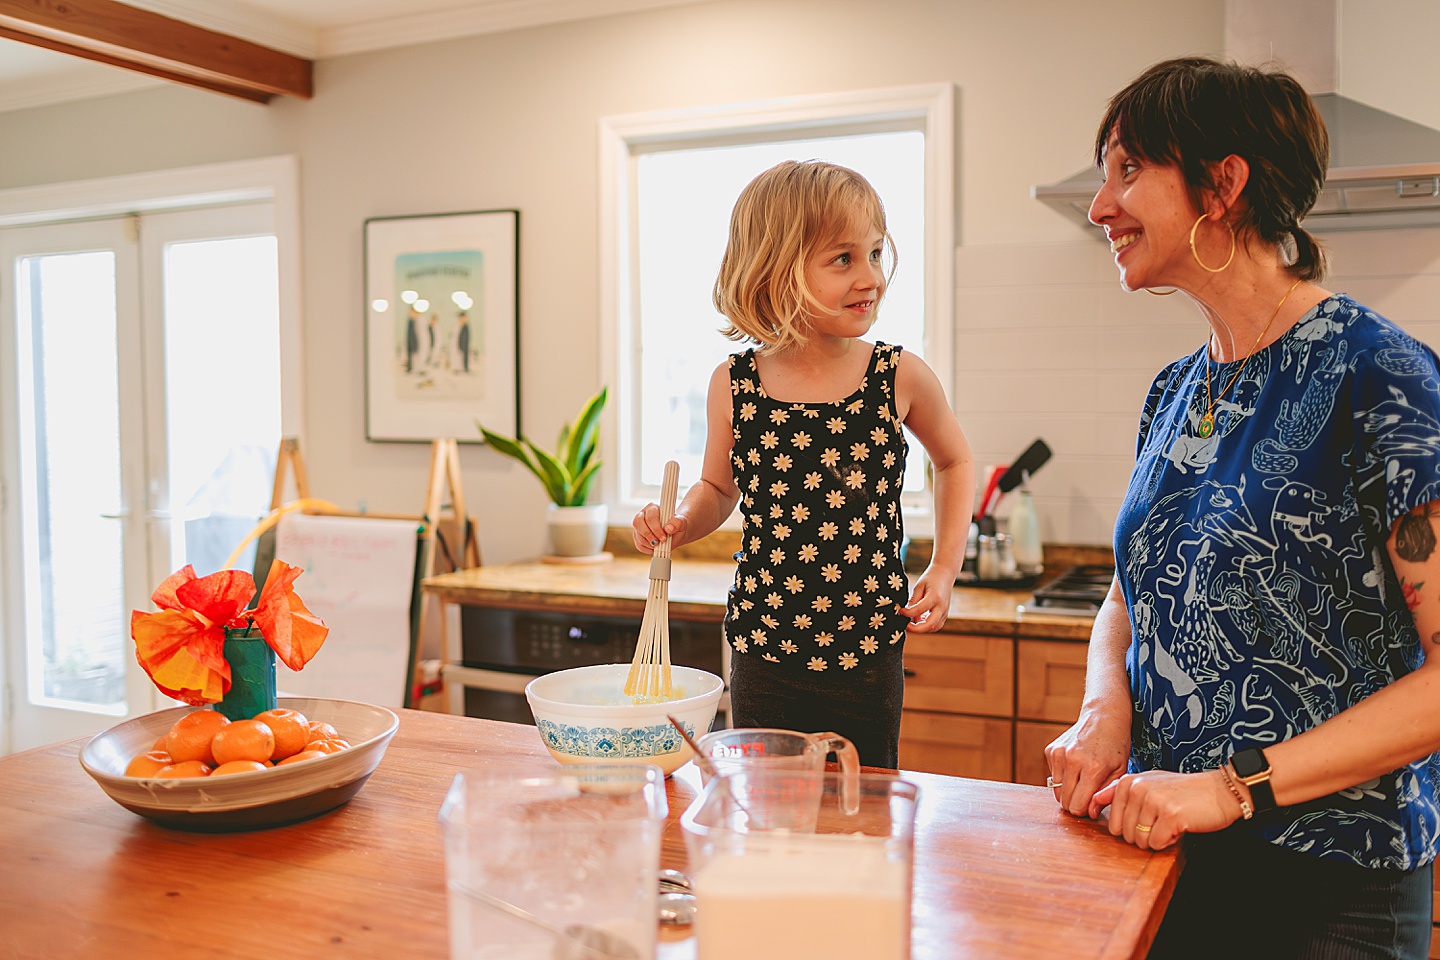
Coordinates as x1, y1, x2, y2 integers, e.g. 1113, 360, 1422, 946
1033, 0, 1440, 234
1032, 94, 1440, 233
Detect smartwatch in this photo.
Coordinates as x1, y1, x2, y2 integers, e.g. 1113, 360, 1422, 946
1229, 747, 1277, 812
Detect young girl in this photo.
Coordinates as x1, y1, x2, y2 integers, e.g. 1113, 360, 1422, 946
631, 160, 974, 768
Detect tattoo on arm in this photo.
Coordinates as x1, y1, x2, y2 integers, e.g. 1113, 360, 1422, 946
1402, 578, 1425, 612
1395, 504, 1437, 563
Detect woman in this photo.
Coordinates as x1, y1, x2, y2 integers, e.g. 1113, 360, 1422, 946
1047, 56, 1440, 957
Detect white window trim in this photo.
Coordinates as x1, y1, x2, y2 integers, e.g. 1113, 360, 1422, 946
0, 155, 305, 438
598, 84, 954, 531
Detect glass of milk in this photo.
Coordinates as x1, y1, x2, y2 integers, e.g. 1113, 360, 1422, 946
438, 764, 667, 960
680, 769, 918, 960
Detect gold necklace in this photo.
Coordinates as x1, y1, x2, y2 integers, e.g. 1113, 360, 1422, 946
1197, 277, 1303, 439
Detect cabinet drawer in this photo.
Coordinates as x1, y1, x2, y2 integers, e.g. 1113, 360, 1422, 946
899, 711, 1012, 782
1014, 720, 1070, 787
1016, 640, 1087, 723
902, 634, 1013, 717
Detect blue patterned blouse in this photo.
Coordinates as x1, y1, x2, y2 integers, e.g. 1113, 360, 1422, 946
1115, 294, 1440, 869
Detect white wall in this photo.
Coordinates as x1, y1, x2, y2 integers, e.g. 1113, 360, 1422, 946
0, 0, 1434, 558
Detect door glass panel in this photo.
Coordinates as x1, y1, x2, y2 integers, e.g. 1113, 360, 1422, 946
18, 251, 127, 709
162, 235, 281, 577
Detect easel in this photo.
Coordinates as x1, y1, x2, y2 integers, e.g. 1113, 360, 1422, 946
266, 437, 481, 708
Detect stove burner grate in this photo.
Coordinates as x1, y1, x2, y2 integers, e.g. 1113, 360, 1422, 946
1025, 564, 1115, 615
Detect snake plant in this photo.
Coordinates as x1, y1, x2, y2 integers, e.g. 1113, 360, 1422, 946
477, 387, 606, 506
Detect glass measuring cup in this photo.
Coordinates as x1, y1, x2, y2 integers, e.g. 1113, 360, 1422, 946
694, 727, 861, 815
680, 769, 918, 959
438, 764, 667, 960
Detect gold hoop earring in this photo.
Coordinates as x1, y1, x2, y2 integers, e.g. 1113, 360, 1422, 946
1146, 287, 1178, 296
1190, 213, 1235, 273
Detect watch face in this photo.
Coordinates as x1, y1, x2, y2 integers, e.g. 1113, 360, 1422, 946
1231, 748, 1269, 779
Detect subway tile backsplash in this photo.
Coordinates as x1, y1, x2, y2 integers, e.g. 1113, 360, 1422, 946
953, 226, 1440, 547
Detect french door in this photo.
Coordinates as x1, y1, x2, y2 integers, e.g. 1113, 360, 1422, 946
0, 203, 282, 752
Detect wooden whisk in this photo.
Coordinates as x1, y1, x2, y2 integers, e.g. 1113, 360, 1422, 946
625, 460, 679, 702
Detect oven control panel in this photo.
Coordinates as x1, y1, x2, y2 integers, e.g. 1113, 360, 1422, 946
460, 605, 724, 676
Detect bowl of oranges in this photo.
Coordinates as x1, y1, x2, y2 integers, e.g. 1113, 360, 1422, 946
79, 697, 399, 831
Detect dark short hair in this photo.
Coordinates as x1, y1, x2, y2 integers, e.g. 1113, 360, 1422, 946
1095, 56, 1329, 280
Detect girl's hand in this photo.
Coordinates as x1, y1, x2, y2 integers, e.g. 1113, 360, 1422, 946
1091, 768, 1242, 851
898, 568, 953, 632
1044, 709, 1130, 818
631, 503, 686, 555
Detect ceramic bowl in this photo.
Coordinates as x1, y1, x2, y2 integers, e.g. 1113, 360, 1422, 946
525, 663, 724, 776
79, 697, 399, 832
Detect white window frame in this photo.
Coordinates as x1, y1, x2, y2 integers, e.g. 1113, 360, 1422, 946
598, 84, 954, 533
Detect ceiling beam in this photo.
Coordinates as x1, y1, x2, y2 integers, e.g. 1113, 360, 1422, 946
0, 0, 312, 104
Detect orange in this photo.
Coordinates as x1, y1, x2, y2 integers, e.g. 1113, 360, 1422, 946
211, 719, 275, 766
254, 708, 310, 760
276, 749, 326, 766
164, 710, 230, 764
124, 750, 174, 778
212, 760, 269, 776
152, 736, 168, 751
306, 720, 339, 743
308, 738, 350, 755
156, 760, 212, 778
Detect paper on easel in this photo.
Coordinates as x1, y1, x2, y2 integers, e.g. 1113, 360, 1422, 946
271, 512, 419, 708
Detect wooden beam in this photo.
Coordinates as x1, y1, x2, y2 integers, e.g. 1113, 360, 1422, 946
0, 0, 312, 104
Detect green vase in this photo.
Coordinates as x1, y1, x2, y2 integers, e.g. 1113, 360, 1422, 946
217, 628, 277, 721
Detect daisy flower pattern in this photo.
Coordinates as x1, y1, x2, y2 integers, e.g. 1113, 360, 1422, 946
722, 345, 910, 686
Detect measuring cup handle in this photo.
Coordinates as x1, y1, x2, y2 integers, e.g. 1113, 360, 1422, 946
812, 732, 861, 816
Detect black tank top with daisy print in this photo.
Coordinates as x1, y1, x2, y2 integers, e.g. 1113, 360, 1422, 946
725, 342, 910, 678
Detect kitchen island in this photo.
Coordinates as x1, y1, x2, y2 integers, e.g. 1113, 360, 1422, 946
0, 708, 1177, 959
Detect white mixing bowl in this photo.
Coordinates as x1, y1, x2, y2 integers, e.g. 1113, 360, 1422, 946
525, 663, 724, 776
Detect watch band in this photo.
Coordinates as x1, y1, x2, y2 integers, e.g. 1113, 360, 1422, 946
1229, 747, 1276, 812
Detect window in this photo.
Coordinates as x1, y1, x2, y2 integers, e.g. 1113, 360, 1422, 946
600, 85, 954, 529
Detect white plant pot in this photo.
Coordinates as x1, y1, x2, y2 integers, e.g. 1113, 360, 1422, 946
546, 503, 608, 558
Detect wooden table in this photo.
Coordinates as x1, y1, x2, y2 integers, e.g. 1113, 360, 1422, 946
0, 709, 1177, 959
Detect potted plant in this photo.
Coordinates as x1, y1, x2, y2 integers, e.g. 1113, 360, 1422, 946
478, 387, 608, 558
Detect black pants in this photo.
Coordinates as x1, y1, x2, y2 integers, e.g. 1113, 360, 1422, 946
726, 650, 904, 769
1149, 827, 1433, 959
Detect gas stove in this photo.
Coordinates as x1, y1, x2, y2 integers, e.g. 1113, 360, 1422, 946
1017, 564, 1114, 618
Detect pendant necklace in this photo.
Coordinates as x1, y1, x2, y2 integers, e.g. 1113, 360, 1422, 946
1197, 277, 1303, 439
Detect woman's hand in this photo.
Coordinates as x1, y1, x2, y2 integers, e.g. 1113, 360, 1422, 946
631, 504, 687, 555
1044, 708, 1131, 818
1091, 768, 1243, 851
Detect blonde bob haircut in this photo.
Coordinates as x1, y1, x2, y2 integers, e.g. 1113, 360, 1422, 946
713, 159, 895, 354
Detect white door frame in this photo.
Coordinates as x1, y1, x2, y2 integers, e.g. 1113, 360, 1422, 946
0, 156, 303, 754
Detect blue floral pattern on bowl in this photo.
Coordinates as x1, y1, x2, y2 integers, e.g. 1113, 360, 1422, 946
536, 719, 691, 758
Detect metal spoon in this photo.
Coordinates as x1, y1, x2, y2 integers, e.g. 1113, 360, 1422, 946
657, 891, 696, 926
657, 868, 691, 892
452, 881, 640, 960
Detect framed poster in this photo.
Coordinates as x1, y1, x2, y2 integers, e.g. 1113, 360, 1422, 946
364, 209, 519, 442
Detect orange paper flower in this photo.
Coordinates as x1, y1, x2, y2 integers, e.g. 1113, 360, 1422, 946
131, 561, 329, 705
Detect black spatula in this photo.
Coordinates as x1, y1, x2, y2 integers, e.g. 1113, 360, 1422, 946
996, 439, 1051, 495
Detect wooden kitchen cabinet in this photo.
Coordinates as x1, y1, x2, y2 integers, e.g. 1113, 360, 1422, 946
900, 619, 1092, 784
1016, 639, 1088, 722
1014, 720, 1070, 786
903, 632, 1014, 717
899, 710, 1013, 782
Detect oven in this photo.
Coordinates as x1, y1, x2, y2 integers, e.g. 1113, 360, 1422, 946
453, 605, 729, 726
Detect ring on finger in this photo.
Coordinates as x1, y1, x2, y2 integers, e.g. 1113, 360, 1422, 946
1046, 776, 1062, 789
1135, 823, 1154, 832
